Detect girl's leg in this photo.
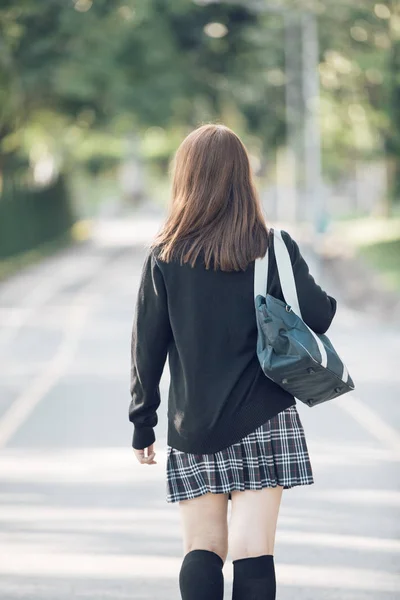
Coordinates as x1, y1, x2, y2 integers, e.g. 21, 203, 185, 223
229, 486, 283, 600
178, 492, 229, 600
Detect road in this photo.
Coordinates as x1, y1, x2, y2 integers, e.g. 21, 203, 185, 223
0, 215, 399, 600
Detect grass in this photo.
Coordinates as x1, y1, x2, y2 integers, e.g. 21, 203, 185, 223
358, 239, 400, 292
329, 216, 400, 293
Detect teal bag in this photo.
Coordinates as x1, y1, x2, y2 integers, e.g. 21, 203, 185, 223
254, 229, 355, 406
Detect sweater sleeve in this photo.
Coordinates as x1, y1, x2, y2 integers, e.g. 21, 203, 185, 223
279, 230, 337, 334
129, 249, 172, 450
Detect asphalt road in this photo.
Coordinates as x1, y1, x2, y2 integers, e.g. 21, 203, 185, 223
0, 215, 399, 600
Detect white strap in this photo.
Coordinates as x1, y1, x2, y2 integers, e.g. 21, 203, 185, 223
273, 230, 303, 319
255, 229, 346, 376
273, 229, 328, 369
254, 248, 269, 299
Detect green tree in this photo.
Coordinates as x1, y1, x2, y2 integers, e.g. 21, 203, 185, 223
0, 0, 399, 211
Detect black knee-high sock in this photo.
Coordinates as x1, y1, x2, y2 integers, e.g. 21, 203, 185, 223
179, 549, 224, 600
232, 554, 276, 600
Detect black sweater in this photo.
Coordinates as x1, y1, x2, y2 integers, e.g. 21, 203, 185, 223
129, 230, 337, 453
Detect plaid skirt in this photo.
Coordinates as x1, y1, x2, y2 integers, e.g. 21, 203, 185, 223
166, 405, 313, 503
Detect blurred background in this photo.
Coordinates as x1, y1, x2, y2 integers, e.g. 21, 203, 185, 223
0, 1, 399, 599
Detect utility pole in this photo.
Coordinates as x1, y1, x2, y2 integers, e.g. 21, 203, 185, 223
284, 11, 303, 224
226, 2, 325, 243
301, 11, 325, 277
301, 12, 324, 240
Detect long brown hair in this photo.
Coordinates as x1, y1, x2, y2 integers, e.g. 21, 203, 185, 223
152, 124, 269, 271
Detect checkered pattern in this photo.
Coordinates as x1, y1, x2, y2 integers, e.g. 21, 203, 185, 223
166, 405, 313, 503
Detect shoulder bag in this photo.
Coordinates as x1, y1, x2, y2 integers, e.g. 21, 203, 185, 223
254, 229, 355, 406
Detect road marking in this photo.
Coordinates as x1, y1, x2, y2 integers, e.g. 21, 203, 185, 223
0, 251, 119, 448
311, 488, 400, 507
0, 500, 398, 553
0, 442, 398, 487
278, 530, 400, 553
0, 296, 93, 449
0, 547, 398, 592
0, 255, 103, 352
335, 395, 400, 457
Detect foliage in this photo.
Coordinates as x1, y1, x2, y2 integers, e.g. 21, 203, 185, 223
0, 0, 399, 200
359, 238, 400, 291
0, 173, 74, 258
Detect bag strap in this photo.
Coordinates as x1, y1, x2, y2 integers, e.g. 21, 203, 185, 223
254, 228, 301, 311
254, 228, 329, 368
254, 242, 269, 298
274, 229, 328, 368
273, 229, 303, 319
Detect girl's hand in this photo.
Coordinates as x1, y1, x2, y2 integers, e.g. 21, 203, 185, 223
133, 444, 157, 465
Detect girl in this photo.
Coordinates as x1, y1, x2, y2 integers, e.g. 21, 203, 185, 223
129, 124, 336, 600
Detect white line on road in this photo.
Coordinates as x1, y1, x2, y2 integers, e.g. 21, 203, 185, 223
335, 395, 400, 457
0, 503, 398, 553
0, 255, 104, 352
0, 296, 93, 448
0, 252, 118, 449
311, 487, 400, 507
278, 530, 400, 553
0, 548, 399, 592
